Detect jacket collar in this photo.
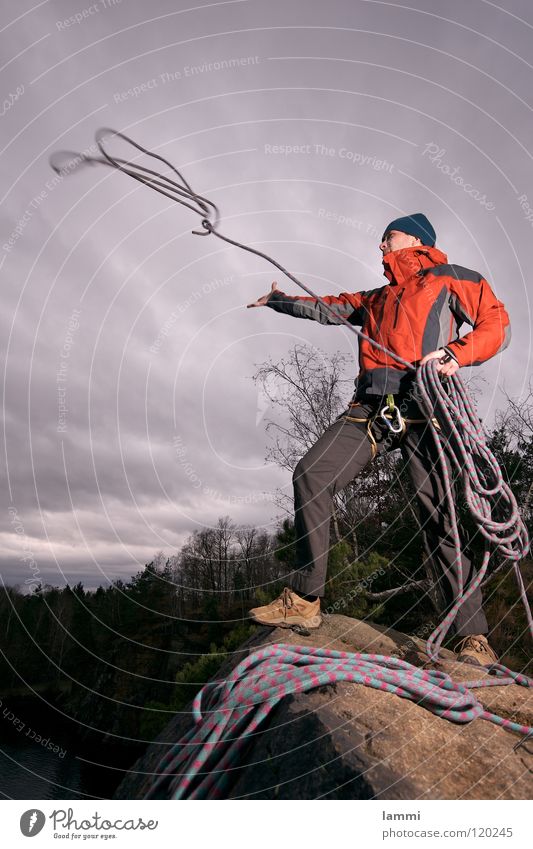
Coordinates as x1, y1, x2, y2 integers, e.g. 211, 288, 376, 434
382, 245, 448, 285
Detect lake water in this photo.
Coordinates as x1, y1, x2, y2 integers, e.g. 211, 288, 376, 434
0, 720, 138, 800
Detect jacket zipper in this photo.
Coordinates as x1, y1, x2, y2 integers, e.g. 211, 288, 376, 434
393, 289, 404, 329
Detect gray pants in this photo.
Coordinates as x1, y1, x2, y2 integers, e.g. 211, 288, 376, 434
289, 404, 488, 637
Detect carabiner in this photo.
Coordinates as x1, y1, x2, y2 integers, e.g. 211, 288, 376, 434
380, 404, 404, 433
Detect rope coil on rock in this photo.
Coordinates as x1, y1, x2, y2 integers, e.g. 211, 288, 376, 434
144, 643, 533, 800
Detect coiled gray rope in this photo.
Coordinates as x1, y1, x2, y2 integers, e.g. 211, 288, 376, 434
415, 365, 531, 659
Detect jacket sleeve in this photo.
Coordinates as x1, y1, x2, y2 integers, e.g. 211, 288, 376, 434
265, 289, 368, 326
445, 276, 511, 367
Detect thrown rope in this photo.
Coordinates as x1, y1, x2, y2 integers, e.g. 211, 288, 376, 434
144, 643, 533, 800
49, 131, 532, 791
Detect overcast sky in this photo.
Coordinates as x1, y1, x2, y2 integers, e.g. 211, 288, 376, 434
1, 0, 532, 588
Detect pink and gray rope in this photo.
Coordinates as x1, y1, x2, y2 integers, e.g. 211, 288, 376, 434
143, 643, 533, 800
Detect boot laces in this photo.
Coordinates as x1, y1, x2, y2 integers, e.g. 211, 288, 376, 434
454, 635, 497, 661
278, 587, 295, 612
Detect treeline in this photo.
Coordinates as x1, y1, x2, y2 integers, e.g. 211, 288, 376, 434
0, 511, 399, 700
0, 519, 285, 701
0, 502, 433, 745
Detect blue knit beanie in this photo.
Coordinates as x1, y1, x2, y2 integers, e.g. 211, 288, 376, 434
382, 212, 436, 247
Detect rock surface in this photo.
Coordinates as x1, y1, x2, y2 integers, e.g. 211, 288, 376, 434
114, 615, 533, 800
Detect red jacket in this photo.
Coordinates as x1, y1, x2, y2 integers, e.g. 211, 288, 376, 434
266, 245, 511, 399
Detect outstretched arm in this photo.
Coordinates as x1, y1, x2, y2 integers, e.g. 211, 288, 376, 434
247, 282, 368, 326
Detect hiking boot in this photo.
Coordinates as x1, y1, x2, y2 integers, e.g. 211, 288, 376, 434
249, 587, 322, 630
453, 634, 499, 668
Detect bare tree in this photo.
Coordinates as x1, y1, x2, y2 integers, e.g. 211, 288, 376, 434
176, 517, 282, 607
253, 344, 357, 524
253, 343, 429, 602
493, 379, 533, 522
234, 525, 282, 596
253, 344, 353, 471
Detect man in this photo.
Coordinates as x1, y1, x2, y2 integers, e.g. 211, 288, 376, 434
247, 213, 511, 668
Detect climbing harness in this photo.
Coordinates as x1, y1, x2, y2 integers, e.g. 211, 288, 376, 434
342, 399, 438, 459
50, 130, 533, 791
144, 643, 533, 800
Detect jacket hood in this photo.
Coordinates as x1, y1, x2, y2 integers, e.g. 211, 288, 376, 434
382, 245, 448, 285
